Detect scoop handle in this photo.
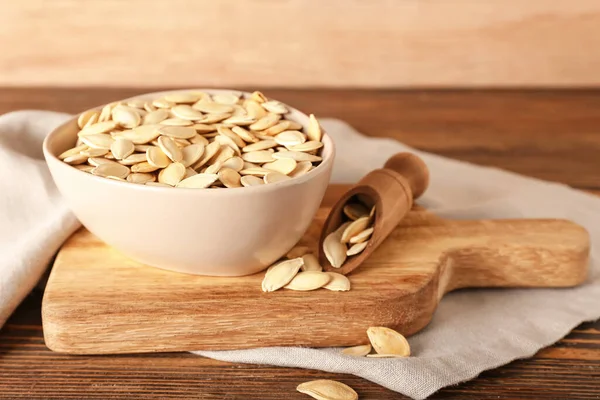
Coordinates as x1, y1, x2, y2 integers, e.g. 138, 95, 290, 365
319, 152, 430, 275
383, 152, 429, 199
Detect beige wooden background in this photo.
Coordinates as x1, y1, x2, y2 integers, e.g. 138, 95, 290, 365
2, 0, 600, 88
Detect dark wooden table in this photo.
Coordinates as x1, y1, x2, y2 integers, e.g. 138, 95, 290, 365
1, 89, 599, 399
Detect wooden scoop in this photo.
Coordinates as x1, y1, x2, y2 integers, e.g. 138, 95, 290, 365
319, 152, 430, 275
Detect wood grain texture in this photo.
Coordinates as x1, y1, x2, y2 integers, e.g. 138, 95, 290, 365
1, 89, 600, 398
42, 203, 588, 354
2, 1, 600, 87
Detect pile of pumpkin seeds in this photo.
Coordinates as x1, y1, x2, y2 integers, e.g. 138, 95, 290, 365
59, 91, 324, 188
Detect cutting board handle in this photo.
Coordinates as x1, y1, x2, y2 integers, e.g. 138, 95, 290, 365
437, 219, 590, 296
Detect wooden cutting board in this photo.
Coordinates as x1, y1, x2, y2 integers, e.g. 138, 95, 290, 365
42, 202, 589, 355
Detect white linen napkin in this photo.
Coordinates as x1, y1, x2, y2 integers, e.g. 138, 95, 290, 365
1, 110, 598, 399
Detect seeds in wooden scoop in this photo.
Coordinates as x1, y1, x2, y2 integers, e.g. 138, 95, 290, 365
349, 227, 373, 244
343, 203, 369, 220
341, 217, 369, 243
284, 271, 330, 291
366, 327, 410, 357
323, 198, 376, 269
342, 344, 372, 357
296, 380, 358, 400
346, 241, 368, 256
62, 91, 325, 188
261, 258, 304, 292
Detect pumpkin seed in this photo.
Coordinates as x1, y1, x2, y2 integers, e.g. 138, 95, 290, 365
92, 163, 130, 179
284, 271, 330, 291
272, 151, 322, 162
158, 162, 186, 186
261, 257, 303, 292
343, 203, 370, 220
146, 146, 171, 168
261, 100, 287, 114
341, 217, 370, 243
307, 114, 323, 142
177, 173, 218, 188
192, 101, 234, 114
346, 241, 368, 256
59, 144, 88, 159
80, 134, 114, 150
240, 175, 264, 187
296, 380, 358, 400
77, 110, 100, 129
164, 92, 199, 104
111, 106, 141, 128
274, 130, 306, 147
341, 344, 371, 357
110, 138, 135, 160
323, 272, 351, 291
171, 105, 204, 121
79, 121, 118, 136
349, 227, 373, 244
301, 253, 322, 272
242, 150, 275, 163
249, 113, 281, 131
263, 158, 297, 175
217, 168, 242, 188
366, 326, 410, 357
264, 171, 291, 184
127, 173, 156, 184
157, 136, 183, 162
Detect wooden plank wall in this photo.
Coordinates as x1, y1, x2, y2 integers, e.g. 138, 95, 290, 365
1, 0, 600, 88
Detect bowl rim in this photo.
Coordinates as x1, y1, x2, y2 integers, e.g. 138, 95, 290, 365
43, 88, 335, 196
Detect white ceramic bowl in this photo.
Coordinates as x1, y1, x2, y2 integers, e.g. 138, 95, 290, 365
43, 89, 334, 276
